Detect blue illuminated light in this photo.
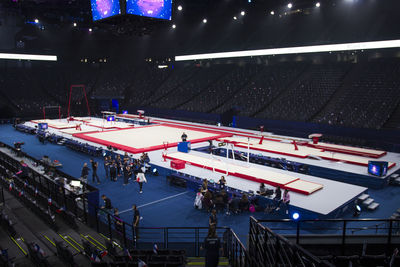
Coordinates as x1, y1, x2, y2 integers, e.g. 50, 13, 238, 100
292, 212, 300, 220
91, 0, 121, 21
126, 0, 172, 20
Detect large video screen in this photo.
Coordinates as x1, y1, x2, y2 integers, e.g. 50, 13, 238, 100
126, 0, 172, 20
91, 0, 121, 21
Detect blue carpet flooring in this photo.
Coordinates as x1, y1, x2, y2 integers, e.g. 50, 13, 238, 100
1, 124, 399, 240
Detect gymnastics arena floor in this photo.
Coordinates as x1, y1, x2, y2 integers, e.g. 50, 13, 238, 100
25, 117, 386, 216
5, 123, 400, 240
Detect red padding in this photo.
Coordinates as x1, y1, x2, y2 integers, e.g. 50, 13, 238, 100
171, 160, 185, 170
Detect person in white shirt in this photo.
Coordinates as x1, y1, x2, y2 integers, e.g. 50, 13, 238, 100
136, 169, 147, 193
194, 189, 204, 209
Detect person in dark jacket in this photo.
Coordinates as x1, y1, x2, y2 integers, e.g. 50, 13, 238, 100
123, 165, 132, 186
81, 163, 90, 181
201, 227, 222, 267
109, 160, 117, 182
90, 159, 100, 184
103, 156, 110, 180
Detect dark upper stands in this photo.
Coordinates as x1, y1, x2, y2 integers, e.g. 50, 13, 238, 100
1, 57, 400, 130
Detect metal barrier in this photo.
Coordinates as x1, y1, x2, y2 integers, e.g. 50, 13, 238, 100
249, 216, 333, 267
255, 217, 400, 256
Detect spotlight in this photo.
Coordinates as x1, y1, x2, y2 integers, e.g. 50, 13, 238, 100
203, 18, 207, 23
34, 19, 39, 24
354, 204, 361, 217
152, 168, 159, 176
89, 28, 92, 32
240, 11, 245, 16
73, 22, 77, 27
287, 3, 293, 8
292, 212, 300, 220
172, 24, 176, 29
270, 11, 275, 15
233, 16, 237, 20
316, 2, 320, 7
177, 5, 182, 11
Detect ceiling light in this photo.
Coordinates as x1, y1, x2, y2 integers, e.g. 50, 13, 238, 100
240, 11, 245, 16
177, 5, 182, 11
203, 18, 207, 23
288, 3, 293, 8
172, 24, 176, 29
316, 2, 320, 7
270, 11, 275, 15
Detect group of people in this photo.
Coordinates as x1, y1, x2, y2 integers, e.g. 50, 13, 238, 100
81, 152, 150, 193
194, 177, 292, 216
260, 183, 291, 214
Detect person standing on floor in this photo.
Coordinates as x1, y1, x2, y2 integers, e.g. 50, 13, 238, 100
81, 163, 90, 182
282, 189, 290, 214
101, 194, 112, 211
123, 165, 132, 186
116, 155, 122, 177
109, 160, 117, 182
209, 209, 217, 229
136, 168, 147, 193
90, 159, 100, 184
274, 186, 282, 211
201, 227, 222, 267
132, 204, 140, 243
103, 156, 110, 180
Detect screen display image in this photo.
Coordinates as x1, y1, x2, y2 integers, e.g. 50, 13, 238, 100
126, 0, 172, 20
368, 161, 388, 177
38, 123, 48, 130
91, 0, 121, 21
